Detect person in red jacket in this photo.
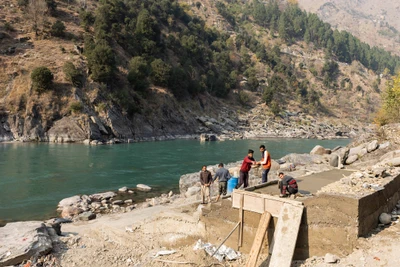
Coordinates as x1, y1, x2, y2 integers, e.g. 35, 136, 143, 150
236, 149, 256, 189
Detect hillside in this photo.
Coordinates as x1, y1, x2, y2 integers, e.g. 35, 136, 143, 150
297, 0, 400, 56
0, 0, 398, 142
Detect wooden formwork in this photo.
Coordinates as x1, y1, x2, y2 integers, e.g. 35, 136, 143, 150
232, 190, 304, 267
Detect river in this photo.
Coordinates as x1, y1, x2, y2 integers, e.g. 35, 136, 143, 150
0, 138, 350, 223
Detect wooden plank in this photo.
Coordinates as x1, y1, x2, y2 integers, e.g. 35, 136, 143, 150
232, 190, 303, 217
245, 212, 272, 267
238, 193, 244, 248
269, 203, 304, 267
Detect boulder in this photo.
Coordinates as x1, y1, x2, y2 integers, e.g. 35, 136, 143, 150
329, 154, 339, 167
379, 213, 392, 225
0, 221, 53, 266
386, 157, 400, 167
118, 186, 128, 192
185, 186, 201, 197
345, 155, 358, 165
359, 148, 368, 158
137, 184, 152, 191
332, 146, 342, 152
379, 142, 390, 150
112, 200, 124, 205
89, 191, 116, 201
367, 140, 379, 153
310, 145, 328, 155
61, 206, 83, 218
349, 144, 365, 157
324, 253, 339, 263
58, 195, 81, 208
124, 199, 133, 204
78, 211, 96, 221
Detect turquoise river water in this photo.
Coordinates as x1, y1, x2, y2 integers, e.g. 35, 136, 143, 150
0, 138, 350, 223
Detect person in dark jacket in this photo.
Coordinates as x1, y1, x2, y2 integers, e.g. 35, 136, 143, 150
278, 172, 298, 197
236, 149, 257, 189
200, 165, 212, 204
213, 163, 231, 202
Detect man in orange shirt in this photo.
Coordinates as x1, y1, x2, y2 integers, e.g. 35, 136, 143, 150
258, 145, 271, 183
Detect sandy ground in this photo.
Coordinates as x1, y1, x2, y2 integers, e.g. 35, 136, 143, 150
54, 192, 400, 267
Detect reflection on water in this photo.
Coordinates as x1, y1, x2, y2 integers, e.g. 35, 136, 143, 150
0, 138, 350, 222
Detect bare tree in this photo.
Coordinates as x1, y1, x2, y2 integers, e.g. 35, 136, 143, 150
28, 0, 47, 36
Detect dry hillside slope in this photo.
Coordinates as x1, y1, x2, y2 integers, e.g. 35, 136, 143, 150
297, 0, 400, 56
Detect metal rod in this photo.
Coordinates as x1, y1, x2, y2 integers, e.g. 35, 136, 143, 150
211, 221, 241, 257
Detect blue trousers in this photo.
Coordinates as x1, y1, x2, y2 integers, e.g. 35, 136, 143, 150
262, 168, 270, 183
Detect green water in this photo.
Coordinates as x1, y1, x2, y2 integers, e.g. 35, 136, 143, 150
0, 138, 350, 223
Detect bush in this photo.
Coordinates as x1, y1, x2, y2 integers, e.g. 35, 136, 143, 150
270, 100, 281, 116
63, 61, 83, 87
17, 0, 29, 7
87, 41, 115, 83
150, 59, 171, 87
4, 22, 15, 32
127, 56, 150, 92
70, 102, 83, 113
51, 20, 66, 37
79, 10, 95, 31
31, 67, 54, 93
238, 91, 250, 106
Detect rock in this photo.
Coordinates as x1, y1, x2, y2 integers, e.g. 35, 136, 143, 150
349, 144, 365, 157
61, 206, 83, 218
128, 190, 134, 194
200, 134, 209, 141
185, 186, 201, 197
112, 200, 124, 205
345, 155, 358, 165
310, 145, 329, 155
83, 139, 91, 145
367, 140, 379, 153
209, 135, 217, 141
118, 186, 128, 192
78, 211, 96, 221
58, 195, 82, 208
90, 202, 102, 209
90, 191, 117, 201
324, 253, 338, 263
137, 184, 152, 191
329, 154, 339, 167
379, 142, 390, 150
124, 199, 133, 204
0, 222, 53, 266
332, 146, 342, 152
386, 157, 400, 167
379, 213, 392, 225
168, 191, 173, 198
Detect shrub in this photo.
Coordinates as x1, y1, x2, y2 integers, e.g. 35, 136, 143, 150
70, 102, 83, 113
87, 41, 115, 83
31, 67, 54, 93
17, 0, 29, 7
150, 59, 171, 87
63, 61, 83, 87
4, 22, 15, 32
79, 10, 95, 31
127, 56, 150, 92
238, 91, 250, 106
51, 20, 66, 37
270, 100, 281, 116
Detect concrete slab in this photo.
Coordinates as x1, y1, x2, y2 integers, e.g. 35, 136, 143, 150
255, 169, 355, 195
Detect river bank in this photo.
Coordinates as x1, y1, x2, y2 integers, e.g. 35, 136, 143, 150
3, 124, 400, 266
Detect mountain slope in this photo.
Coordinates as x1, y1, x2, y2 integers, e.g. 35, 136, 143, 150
297, 0, 400, 56
0, 0, 397, 142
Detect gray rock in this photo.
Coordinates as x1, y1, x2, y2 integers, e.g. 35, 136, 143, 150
185, 186, 201, 197
349, 144, 365, 157
386, 157, 400, 167
78, 211, 96, 221
359, 148, 368, 158
379, 213, 392, 225
58, 195, 81, 208
168, 191, 174, 198
329, 154, 339, 167
118, 186, 128, 192
90, 202, 102, 209
128, 190, 134, 194
345, 155, 358, 165
324, 253, 338, 263
379, 142, 390, 150
124, 199, 133, 204
310, 145, 328, 155
90, 191, 117, 201
112, 200, 124, 205
137, 184, 152, 191
367, 140, 379, 153
332, 146, 342, 152
0, 221, 53, 266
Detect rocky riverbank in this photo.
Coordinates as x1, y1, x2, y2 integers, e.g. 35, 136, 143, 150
2, 124, 400, 267
1, 101, 367, 144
